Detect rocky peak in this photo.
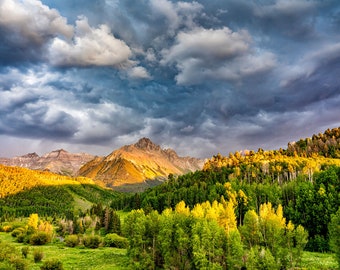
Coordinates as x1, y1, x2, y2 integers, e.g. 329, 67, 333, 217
0, 149, 95, 176
44, 149, 69, 158
164, 148, 179, 161
21, 152, 39, 159
79, 138, 204, 191
134, 137, 161, 151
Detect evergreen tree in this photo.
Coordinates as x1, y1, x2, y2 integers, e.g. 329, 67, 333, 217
328, 207, 340, 267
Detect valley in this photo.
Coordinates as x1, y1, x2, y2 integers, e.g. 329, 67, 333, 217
0, 127, 339, 269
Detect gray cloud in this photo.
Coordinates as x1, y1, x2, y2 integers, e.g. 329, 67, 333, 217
162, 26, 276, 85
0, 0, 339, 158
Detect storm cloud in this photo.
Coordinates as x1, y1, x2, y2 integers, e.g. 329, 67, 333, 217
0, 0, 339, 158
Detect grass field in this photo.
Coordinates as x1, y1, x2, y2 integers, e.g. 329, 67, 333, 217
0, 231, 338, 270
0, 232, 129, 270
301, 251, 338, 270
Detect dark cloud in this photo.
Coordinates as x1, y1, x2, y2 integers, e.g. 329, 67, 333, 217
0, 0, 339, 158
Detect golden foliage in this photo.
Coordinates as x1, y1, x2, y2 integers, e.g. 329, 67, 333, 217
0, 164, 94, 198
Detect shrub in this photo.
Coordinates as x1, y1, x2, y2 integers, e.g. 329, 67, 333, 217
40, 259, 64, 270
21, 247, 29, 258
30, 231, 51, 245
9, 257, 28, 270
64, 235, 79, 247
1, 222, 25, 233
0, 261, 12, 269
2, 225, 12, 232
33, 249, 44, 263
83, 235, 102, 249
0, 242, 16, 261
104, 233, 128, 248
17, 232, 30, 244
11, 227, 26, 237
0, 242, 28, 269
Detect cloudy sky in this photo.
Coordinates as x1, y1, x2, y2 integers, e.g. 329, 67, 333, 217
0, 0, 339, 158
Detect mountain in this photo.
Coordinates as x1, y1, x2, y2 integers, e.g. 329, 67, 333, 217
78, 138, 204, 190
0, 149, 95, 176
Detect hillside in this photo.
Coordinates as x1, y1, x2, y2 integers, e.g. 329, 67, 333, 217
78, 138, 204, 190
0, 149, 95, 176
287, 127, 340, 157
111, 127, 340, 253
0, 165, 117, 218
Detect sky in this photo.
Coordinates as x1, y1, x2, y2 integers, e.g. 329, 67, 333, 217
0, 0, 340, 159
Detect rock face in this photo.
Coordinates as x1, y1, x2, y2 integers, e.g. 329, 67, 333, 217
78, 138, 204, 188
0, 149, 95, 176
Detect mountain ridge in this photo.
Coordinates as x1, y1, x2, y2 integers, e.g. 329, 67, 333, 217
78, 137, 204, 189
0, 149, 95, 176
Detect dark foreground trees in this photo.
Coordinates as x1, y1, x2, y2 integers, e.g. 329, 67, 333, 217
329, 207, 340, 266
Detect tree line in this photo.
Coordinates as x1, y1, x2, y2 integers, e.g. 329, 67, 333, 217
123, 199, 309, 269
111, 164, 339, 252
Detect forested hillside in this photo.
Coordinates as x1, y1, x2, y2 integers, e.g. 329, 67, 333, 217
287, 127, 340, 157
0, 165, 118, 218
112, 127, 340, 253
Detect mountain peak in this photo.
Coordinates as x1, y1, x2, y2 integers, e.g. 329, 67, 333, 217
134, 137, 161, 151
21, 152, 39, 159
52, 149, 68, 154
79, 137, 204, 190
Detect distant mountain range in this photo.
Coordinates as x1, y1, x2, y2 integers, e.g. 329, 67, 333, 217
0, 138, 204, 191
0, 149, 95, 176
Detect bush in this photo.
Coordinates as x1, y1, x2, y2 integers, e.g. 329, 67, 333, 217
11, 227, 26, 238
0, 242, 28, 269
0, 242, 16, 261
1, 225, 12, 232
17, 232, 30, 244
21, 246, 29, 258
0, 261, 12, 269
33, 249, 44, 263
9, 257, 28, 270
30, 231, 51, 245
83, 235, 102, 249
40, 259, 64, 270
104, 233, 128, 248
64, 235, 79, 247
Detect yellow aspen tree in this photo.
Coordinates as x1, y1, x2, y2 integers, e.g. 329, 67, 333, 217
206, 201, 219, 221
27, 213, 39, 231
191, 203, 205, 219
219, 197, 237, 234
259, 203, 286, 259
276, 205, 286, 229
224, 182, 237, 205
162, 208, 173, 217
175, 201, 190, 216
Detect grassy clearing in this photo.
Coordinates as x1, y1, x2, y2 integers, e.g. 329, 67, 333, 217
0, 232, 338, 270
0, 232, 129, 270
301, 251, 338, 270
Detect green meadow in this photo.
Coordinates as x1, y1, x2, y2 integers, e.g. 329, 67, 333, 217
0, 232, 129, 270
0, 232, 338, 270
